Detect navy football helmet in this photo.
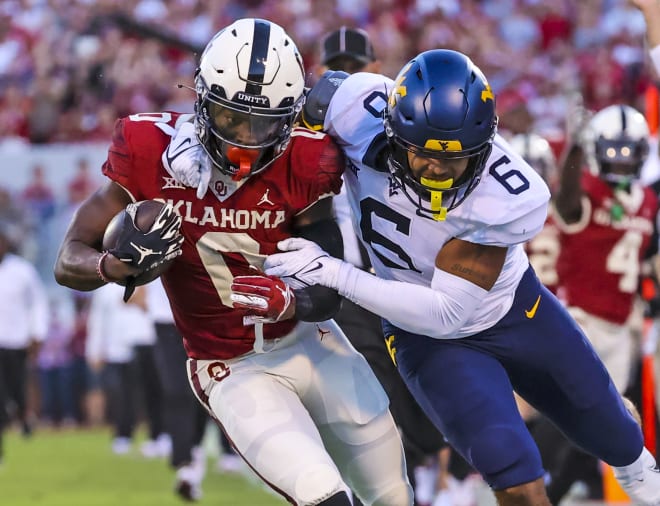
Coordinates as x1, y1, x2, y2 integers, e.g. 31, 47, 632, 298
384, 49, 498, 220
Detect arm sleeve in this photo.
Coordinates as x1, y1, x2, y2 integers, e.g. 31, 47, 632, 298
336, 263, 488, 338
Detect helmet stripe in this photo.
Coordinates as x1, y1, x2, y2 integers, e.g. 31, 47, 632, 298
620, 105, 627, 132
246, 19, 271, 95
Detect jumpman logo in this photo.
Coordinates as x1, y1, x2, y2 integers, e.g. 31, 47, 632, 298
130, 242, 161, 265
257, 189, 274, 206
317, 325, 330, 341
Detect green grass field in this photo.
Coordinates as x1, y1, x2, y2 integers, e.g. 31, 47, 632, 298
0, 427, 286, 506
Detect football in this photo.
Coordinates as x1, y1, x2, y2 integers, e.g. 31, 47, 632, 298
102, 199, 177, 287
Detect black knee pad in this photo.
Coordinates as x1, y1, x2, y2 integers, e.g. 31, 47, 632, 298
318, 490, 352, 506
469, 425, 544, 490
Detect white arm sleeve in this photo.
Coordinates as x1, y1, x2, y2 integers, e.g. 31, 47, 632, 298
336, 263, 488, 339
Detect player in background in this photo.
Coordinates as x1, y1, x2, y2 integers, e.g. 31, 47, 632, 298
315, 27, 382, 78
236, 49, 660, 505
510, 133, 560, 293
555, 104, 656, 395
145, 279, 209, 499
309, 27, 447, 506
552, 102, 658, 502
54, 18, 412, 506
633, 0, 660, 452
0, 222, 49, 463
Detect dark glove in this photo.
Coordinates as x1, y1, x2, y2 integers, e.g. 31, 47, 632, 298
108, 202, 183, 270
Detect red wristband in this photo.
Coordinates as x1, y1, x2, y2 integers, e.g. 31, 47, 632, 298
96, 251, 111, 284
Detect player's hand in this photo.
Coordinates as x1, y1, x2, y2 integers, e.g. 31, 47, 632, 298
264, 238, 343, 290
629, 0, 659, 13
565, 93, 592, 148
162, 121, 212, 199
230, 274, 295, 323
108, 202, 184, 272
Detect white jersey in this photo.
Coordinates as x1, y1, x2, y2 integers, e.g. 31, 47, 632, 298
325, 73, 551, 336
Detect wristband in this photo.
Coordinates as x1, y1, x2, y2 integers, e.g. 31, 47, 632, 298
96, 251, 112, 284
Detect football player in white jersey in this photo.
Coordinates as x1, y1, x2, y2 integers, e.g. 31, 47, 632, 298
242, 50, 659, 505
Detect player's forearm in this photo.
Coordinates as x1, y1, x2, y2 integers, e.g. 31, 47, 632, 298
336, 263, 486, 338
635, 0, 660, 73
54, 240, 107, 290
554, 145, 584, 223
640, 1, 660, 50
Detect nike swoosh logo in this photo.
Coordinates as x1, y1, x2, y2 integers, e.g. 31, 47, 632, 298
165, 138, 197, 167
525, 295, 541, 319
175, 137, 192, 151
301, 261, 324, 275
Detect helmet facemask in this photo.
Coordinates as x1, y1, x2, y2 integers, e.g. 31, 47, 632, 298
594, 135, 648, 185
384, 49, 497, 221
195, 77, 302, 180
384, 112, 495, 221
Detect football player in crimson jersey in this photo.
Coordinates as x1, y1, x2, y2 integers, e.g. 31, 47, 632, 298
555, 104, 657, 395
510, 133, 561, 294
551, 103, 658, 503
210, 50, 658, 505
54, 19, 413, 506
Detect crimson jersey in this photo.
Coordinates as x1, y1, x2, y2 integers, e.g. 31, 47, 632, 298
102, 112, 343, 359
524, 212, 559, 294
555, 171, 658, 324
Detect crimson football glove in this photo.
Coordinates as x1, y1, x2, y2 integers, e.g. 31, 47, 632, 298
230, 274, 294, 323
108, 202, 184, 270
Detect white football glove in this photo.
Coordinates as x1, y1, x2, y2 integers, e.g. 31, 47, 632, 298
162, 121, 212, 199
264, 238, 344, 290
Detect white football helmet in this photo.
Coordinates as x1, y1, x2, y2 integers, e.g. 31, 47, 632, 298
194, 18, 305, 179
509, 133, 557, 187
585, 104, 649, 184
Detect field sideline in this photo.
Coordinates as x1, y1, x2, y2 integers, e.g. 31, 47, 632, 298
0, 426, 285, 506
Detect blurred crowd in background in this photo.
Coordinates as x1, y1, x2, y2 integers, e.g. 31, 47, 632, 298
0, 0, 655, 146
1, 0, 659, 504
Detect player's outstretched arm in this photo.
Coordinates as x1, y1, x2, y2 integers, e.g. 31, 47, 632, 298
54, 181, 138, 290
264, 237, 504, 339
632, 0, 660, 50
555, 96, 590, 224
632, 0, 660, 74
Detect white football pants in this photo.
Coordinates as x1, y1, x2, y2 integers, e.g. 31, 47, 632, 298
188, 320, 413, 506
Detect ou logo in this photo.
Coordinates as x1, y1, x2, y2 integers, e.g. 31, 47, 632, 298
207, 361, 230, 382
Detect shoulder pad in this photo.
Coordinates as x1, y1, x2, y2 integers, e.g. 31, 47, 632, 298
301, 70, 349, 131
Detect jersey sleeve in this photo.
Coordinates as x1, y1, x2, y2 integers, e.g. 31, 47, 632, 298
101, 113, 177, 201
102, 117, 140, 199
287, 130, 345, 213
460, 201, 548, 246
325, 73, 393, 155
457, 139, 551, 246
